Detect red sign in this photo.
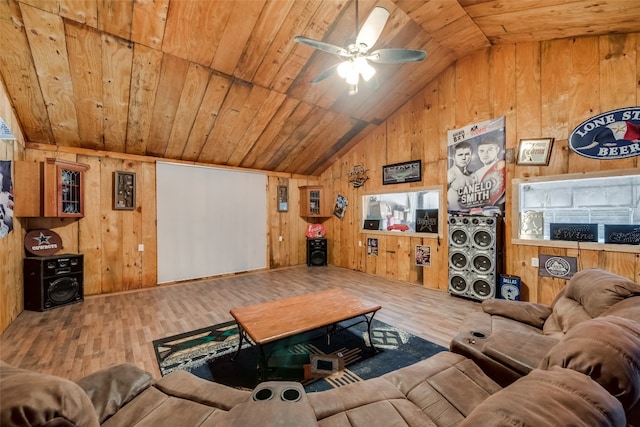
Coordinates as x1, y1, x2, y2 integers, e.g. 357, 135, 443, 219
24, 229, 62, 256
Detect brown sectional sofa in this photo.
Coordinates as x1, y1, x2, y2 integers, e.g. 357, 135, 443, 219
2, 269, 640, 426
450, 269, 640, 387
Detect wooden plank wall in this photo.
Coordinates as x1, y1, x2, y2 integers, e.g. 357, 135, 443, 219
2, 32, 639, 334
0, 82, 26, 334
320, 33, 640, 304
0, 123, 315, 333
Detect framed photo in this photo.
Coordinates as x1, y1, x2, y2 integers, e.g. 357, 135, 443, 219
113, 171, 136, 210
516, 138, 554, 165
382, 160, 422, 185
277, 185, 288, 212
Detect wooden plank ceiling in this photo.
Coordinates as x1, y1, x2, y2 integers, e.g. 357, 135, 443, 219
2, 0, 640, 176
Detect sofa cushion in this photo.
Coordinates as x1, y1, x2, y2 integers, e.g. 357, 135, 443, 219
543, 295, 592, 334
460, 367, 626, 427
563, 269, 640, 318
0, 361, 100, 427
539, 316, 640, 411
308, 352, 501, 427
76, 363, 153, 423
101, 371, 251, 427
602, 295, 640, 323
543, 269, 640, 335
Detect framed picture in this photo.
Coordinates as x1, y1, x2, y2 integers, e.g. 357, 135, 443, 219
113, 171, 136, 210
277, 185, 288, 212
333, 194, 348, 219
415, 245, 431, 267
516, 138, 554, 165
382, 160, 422, 185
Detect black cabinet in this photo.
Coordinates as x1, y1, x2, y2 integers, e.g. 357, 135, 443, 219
306, 238, 327, 267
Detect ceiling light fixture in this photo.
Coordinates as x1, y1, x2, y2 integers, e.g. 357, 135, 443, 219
294, 1, 426, 96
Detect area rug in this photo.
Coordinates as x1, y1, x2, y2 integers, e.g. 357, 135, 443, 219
153, 318, 445, 392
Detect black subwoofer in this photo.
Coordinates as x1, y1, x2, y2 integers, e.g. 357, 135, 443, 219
24, 254, 84, 311
306, 238, 327, 267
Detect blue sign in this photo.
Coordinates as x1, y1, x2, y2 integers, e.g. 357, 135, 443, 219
569, 107, 640, 160
0, 117, 16, 140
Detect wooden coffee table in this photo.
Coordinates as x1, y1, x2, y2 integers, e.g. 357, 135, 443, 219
229, 288, 381, 379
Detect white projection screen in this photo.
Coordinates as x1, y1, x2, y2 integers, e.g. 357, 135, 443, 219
156, 162, 267, 283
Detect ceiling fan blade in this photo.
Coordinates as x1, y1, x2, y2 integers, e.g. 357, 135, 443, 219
355, 7, 389, 52
368, 48, 427, 64
294, 36, 348, 56
311, 63, 340, 84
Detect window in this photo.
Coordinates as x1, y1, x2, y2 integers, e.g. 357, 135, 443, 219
362, 187, 441, 235
517, 171, 639, 243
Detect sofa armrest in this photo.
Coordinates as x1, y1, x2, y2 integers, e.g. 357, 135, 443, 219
482, 299, 552, 329
460, 367, 626, 427
482, 330, 559, 375
76, 363, 154, 423
1, 361, 100, 427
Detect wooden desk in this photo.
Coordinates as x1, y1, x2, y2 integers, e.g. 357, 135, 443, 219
229, 288, 381, 378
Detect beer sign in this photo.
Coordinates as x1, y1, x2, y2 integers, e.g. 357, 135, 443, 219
569, 107, 640, 160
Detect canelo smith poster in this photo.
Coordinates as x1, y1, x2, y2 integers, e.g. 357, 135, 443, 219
447, 117, 506, 215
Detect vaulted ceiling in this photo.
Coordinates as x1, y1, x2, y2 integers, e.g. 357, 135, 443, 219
2, 0, 640, 176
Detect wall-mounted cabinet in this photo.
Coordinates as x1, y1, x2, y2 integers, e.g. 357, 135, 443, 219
299, 186, 331, 219
14, 158, 89, 218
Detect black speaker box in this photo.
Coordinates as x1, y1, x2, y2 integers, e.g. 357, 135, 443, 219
307, 238, 328, 267
447, 215, 502, 301
24, 254, 84, 311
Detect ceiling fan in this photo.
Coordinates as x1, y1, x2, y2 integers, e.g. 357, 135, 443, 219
294, 3, 426, 95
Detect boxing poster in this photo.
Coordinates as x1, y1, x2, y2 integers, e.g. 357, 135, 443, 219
447, 117, 506, 215
0, 160, 14, 238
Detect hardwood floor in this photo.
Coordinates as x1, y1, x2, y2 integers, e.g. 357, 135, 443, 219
0, 265, 481, 381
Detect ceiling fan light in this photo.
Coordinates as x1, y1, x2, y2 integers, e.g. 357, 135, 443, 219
345, 63, 360, 85
356, 58, 376, 82
337, 61, 351, 79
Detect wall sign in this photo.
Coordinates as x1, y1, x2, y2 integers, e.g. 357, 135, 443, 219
539, 255, 577, 279
415, 209, 438, 233
519, 211, 544, 240
550, 223, 598, 242
569, 107, 640, 160
516, 138, 554, 165
24, 229, 62, 256
604, 224, 640, 245
382, 160, 422, 185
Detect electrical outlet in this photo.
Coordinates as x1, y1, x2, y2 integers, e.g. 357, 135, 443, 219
358, 241, 362, 247
531, 257, 539, 267
138, 244, 144, 252
278, 236, 283, 242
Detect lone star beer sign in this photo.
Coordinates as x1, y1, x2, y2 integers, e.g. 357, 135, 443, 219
24, 229, 62, 256
569, 107, 640, 160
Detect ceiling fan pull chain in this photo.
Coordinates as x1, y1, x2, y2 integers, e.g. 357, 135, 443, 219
355, 0, 359, 38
